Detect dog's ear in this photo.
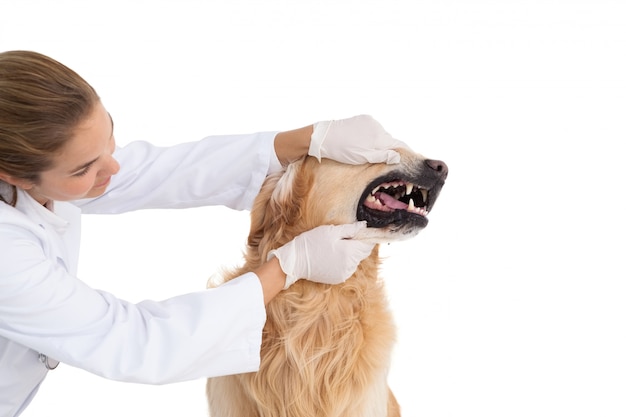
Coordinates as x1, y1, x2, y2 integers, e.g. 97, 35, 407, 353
248, 157, 313, 261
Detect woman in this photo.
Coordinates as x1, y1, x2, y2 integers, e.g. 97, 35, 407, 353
0, 50, 404, 416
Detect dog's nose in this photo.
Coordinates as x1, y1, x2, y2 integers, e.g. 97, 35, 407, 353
425, 159, 448, 179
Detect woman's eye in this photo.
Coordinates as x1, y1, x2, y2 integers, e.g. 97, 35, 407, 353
74, 166, 91, 177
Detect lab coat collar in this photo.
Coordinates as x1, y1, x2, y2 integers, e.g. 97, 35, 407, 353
13, 188, 70, 235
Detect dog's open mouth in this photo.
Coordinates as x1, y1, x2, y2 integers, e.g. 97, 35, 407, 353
357, 175, 433, 229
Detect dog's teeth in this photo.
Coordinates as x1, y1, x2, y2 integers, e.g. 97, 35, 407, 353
420, 189, 428, 202
371, 186, 380, 195
367, 194, 383, 206
408, 198, 415, 211
405, 183, 414, 195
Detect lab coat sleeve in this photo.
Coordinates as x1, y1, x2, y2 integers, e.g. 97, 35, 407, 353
74, 131, 279, 214
0, 223, 266, 383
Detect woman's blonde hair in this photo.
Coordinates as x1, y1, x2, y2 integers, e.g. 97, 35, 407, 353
0, 50, 100, 205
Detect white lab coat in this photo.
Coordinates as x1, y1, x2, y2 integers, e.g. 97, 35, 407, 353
0, 131, 280, 417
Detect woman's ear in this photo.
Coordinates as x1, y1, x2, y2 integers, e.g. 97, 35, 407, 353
0, 171, 34, 190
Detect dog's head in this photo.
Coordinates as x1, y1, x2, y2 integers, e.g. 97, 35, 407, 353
247, 146, 447, 262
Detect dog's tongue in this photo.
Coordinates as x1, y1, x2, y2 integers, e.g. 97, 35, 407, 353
377, 192, 408, 210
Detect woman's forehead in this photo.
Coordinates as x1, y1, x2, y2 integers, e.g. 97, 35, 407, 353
53, 103, 113, 173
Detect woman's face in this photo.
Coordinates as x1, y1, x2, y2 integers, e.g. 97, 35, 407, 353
27, 101, 120, 205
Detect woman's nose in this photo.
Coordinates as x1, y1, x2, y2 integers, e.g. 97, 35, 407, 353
105, 155, 120, 175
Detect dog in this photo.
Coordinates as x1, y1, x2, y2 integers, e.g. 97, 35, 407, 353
206, 146, 447, 417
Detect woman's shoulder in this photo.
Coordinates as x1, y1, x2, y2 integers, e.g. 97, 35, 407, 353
0, 190, 48, 243
0, 202, 43, 237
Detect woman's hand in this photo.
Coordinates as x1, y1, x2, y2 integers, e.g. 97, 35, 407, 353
309, 114, 408, 164
273, 114, 408, 167
268, 222, 375, 289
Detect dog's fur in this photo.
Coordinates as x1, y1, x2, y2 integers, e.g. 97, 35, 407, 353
206, 147, 446, 417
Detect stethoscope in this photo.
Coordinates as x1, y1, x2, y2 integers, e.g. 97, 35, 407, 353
38, 353, 60, 370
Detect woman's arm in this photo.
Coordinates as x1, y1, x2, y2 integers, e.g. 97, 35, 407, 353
273, 125, 313, 166
0, 221, 267, 383
253, 257, 287, 305
75, 132, 277, 214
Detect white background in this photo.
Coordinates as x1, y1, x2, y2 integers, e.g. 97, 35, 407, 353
2, 1, 625, 416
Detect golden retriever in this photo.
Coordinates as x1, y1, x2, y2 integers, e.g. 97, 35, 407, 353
206, 146, 447, 417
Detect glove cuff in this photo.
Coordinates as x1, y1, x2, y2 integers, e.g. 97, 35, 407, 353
309, 120, 332, 162
268, 249, 298, 289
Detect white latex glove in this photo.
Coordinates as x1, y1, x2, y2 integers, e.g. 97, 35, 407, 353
309, 114, 409, 164
268, 222, 375, 289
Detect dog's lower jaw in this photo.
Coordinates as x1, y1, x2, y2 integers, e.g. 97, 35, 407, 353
354, 224, 424, 244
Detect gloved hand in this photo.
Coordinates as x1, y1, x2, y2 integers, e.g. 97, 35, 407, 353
268, 222, 375, 289
309, 114, 409, 165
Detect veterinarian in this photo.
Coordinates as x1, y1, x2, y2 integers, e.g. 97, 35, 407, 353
0, 50, 407, 417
